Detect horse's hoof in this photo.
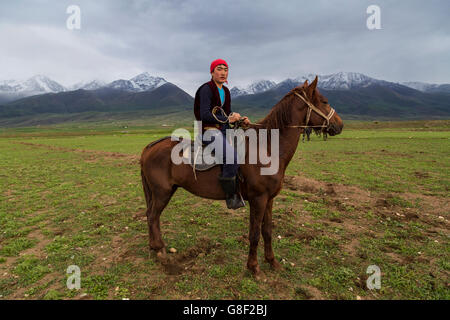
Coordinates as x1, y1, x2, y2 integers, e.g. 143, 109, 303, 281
247, 264, 261, 277
156, 248, 167, 260
253, 269, 266, 281
268, 259, 283, 271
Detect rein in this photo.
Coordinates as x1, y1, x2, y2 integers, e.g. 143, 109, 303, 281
247, 89, 336, 130
211, 106, 229, 124
211, 89, 336, 131
291, 91, 336, 129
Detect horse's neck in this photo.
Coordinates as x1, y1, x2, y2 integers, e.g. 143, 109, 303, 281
278, 127, 302, 171
257, 101, 305, 173
277, 103, 304, 165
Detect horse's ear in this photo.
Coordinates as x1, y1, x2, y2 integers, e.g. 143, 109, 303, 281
307, 76, 318, 97
303, 80, 309, 87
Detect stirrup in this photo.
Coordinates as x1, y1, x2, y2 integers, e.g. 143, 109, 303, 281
226, 193, 245, 210
218, 175, 245, 210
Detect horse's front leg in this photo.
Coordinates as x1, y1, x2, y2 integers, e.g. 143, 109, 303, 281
247, 195, 268, 277
262, 198, 282, 270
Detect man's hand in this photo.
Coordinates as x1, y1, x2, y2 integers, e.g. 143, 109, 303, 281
241, 116, 250, 125
228, 112, 241, 123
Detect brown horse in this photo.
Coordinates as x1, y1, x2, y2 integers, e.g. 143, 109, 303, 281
140, 76, 343, 276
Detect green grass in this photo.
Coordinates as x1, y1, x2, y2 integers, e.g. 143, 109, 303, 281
288, 130, 450, 195
0, 120, 448, 299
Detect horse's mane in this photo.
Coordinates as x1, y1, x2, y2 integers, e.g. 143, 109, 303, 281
256, 85, 305, 130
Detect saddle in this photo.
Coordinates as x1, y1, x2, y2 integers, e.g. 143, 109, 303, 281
184, 139, 218, 172
179, 138, 244, 182
173, 137, 219, 172
148, 135, 243, 182
144, 136, 218, 172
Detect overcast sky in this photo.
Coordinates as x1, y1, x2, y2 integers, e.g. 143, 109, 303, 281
0, 0, 448, 95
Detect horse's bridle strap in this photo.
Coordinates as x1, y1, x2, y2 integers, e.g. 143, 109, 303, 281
234, 89, 336, 130
292, 91, 335, 128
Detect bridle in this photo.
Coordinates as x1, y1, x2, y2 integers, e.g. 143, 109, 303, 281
211, 88, 336, 131
290, 90, 336, 130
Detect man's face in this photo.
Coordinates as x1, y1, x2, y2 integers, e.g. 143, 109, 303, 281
211, 64, 228, 84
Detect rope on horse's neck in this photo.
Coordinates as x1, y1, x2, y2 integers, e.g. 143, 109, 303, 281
210, 89, 335, 131
245, 90, 335, 130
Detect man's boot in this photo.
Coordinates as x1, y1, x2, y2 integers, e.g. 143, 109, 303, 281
218, 175, 245, 210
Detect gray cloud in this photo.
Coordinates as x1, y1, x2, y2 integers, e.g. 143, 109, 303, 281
0, 0, 448, 95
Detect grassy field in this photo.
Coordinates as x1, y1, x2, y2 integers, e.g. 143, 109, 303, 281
0, 120, 449, 300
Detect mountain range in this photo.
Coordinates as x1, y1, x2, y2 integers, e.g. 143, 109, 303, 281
401, 81, 450, 93
0, 72, 168, 104
0, 75, 66, 104
231, 72, 450, 119
231, 72, 450, 97
0, 71, 449, 122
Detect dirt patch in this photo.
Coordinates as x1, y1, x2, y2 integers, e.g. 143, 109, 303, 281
284, 175, 447, 233
6, 271, 63, 300
283, 174, 372, 206
18, 229, 51, 259
343, 150, 413, 158
158, 237, 216, 275
0, 228, 52, 278
12, 141, 139, 165
295, 285, 324, 300
213, 254, 227, 265
342, 238, 360, 256
292, 230, 323, 243
414, 171, 430, 178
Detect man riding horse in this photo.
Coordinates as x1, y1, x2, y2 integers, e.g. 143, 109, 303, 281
193, 59, 250, 210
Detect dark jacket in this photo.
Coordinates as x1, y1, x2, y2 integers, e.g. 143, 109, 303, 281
194, 80, 231, 133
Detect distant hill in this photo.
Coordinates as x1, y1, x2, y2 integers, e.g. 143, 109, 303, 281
1, 71, 449, 125
0, 83, 193, 118
230, 80, 277, 98
402, 81, 450, 93
0, 72, 171, 104
0, 75, 66, 104
233, 73, 450, 120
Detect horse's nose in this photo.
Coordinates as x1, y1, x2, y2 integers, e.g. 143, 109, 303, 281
328, 124, 336, 135
328, 123, 341, 136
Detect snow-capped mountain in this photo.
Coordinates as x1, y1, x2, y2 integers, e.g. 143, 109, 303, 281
231, 72, 388, 98
105, 72, 167, 92
230, 80, 276, 97
130, 72, 167, 91
0, 75, 66, 103
401, 82, 433, 92
70, 80, 106, 91
106, 79, 140, 91
0, 72, 170, 104
290, 72, 387, 90
0, 75, 65, 95
401, 81, 450, 93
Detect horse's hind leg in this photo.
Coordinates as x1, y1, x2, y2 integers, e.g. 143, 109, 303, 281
261, 198, 282, 270
146, 186, 177, 256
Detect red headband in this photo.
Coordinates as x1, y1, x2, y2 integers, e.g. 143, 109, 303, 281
210, 59, 228, 73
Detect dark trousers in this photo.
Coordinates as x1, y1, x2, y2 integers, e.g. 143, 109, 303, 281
202, 127, 239, 178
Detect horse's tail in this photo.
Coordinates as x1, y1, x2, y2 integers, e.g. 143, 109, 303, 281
141, 168, 152, 210
140, 136, 171, 210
